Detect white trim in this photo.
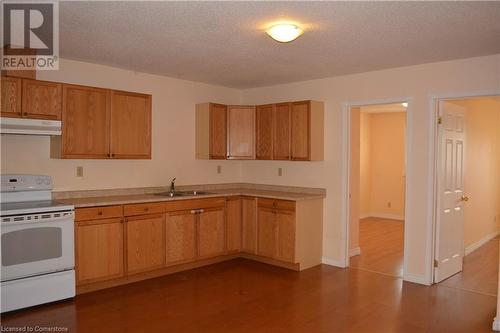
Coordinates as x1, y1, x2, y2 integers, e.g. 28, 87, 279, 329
404, 272, 432, 286
349, 247, 361, 257
341, 96, 413, 283
493, 317, 500, 331
464, 231, 500, 256
428, 91, 500, 285
322, 256, 346, 268
360, 213, 404, 221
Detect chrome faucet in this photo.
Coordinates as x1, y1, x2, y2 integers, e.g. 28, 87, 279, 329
170, 178, 176, 194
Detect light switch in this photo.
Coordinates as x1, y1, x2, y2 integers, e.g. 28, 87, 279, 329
76, 166, 84, 177
217, 165, 222, 174
278, 167, 283, 176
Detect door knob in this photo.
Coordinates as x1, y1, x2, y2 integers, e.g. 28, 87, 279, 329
460, 195, 469, 202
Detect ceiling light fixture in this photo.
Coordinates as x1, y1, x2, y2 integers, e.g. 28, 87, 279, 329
266, 23, 303, 43
401, 102, 408, 108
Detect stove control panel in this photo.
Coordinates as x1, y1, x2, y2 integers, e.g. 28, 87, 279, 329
1, 175, 53, 192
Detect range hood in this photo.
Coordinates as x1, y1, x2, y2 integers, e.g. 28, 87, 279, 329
0, 117, 61, 136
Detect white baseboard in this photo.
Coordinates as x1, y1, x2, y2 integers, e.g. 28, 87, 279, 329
403, 273, 430, 285
465, 231, 500, 256
493, 317, 500, 331
360, 213, 404, 221
322, 257, 346, 268
349, 247, 361, 257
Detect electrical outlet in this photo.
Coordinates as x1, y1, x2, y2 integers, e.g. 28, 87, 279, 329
278, 167, 283, 176
387, 202, 392, 208
217, 165, 222, 174
76, 166, 84, 177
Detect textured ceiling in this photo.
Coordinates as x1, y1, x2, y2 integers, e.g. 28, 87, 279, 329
60, 1, 500, 88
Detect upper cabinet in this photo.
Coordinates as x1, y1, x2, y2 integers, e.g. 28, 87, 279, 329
1, 76, 22, 118
202, 100, 323, 161
60, 84, 110, 159
196, 103, 227, 159
1, 77, 61, 120
51, 84, 152, 159
22, 79, 62, 120
227, 105, 255, 159
110, 91, 152, 159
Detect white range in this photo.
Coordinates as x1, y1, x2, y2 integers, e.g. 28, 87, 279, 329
0, 174, 75, 313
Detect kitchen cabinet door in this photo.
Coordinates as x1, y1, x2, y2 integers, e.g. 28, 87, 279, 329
227, 105, 255, 159
165, 210, 197, 265
125, 214, 165, 274
198, 207, 225, 258
242, 197, 257, 254
61, 84, 110, 158
22, 79, 62, 120
274, 103, 291, 160
209, 103, 227, 159
76, 218, 124, 285
110, 90, 152, 159
1, 76, 22, 118
256, 104, 274, 160
276, 210, 296, 263
226, 196, 242, 253
290, 101, 310, 161
257, 207, 278, 258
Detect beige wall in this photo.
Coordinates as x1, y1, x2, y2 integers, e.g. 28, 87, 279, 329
363, 112, 406, 219
240, 54, 500, 282
1, 59, 243, 191
449, 98, 500, 249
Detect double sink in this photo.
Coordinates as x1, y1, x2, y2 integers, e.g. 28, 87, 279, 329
154, 190, 214, 198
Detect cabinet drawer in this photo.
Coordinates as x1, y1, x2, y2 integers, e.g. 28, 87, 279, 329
75, 205, 123, 221
123, 202, 164, 216
257, 198, 295, 211
165, 197, 225, 212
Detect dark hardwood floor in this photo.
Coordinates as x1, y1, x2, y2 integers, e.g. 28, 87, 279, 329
1, 258, 497, 332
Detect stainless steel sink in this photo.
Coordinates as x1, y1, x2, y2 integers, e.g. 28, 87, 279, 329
155, 191, 213, 197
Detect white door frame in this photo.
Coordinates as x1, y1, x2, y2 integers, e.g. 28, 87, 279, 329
341, 97, 413, 281
428, 90, 500, 284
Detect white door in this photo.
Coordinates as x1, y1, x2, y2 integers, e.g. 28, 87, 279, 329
434, 101, 468, 283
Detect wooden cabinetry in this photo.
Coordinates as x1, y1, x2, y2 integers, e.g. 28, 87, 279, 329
197, 100, 322, 161
256, 104, 274, 160
274, 103, 291, 160
196, 103, 227, 159
60, 84, 110, 158
198, 207, 225, 258
22, 79, 62, 120
226, 197, 242, 253
1, 76, 22, 118
110, 91, 152, 159
242, 197, 257, 254
75, 205, 124, 286
227, 105, 255, 159
165, 210, 197, 265
125, 213, 165, 274
52, 86, 152, 159
257, 206, 278, 258
291, 101, 324, 161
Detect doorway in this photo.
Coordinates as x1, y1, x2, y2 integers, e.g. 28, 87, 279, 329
347, 102, 408, 277
433, 96, 500, 295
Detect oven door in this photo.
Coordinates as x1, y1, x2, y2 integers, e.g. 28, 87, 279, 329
1, 211, 74, 282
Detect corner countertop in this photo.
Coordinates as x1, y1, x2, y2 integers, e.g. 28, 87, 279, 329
54, 184, 326, 208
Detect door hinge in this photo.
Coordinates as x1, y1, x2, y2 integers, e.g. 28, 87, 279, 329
437, 117, 442, 125
434, 259, 439, 268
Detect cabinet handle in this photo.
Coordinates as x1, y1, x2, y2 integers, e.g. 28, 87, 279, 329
198, 209, 204, 214
190, 210, 197, 214
97, 211, 103, 216
144, 207, 149, 211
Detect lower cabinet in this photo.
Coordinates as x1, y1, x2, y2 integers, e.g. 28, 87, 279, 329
198, 207, 225, 258
257, 207, 278, 258
125, 213, 165, 274
241, 197, 257, 254
165, 210, 197, 265
75, 217, 124, 285
226, 196, 242, 253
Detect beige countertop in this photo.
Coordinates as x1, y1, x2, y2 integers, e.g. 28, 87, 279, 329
56, 186, 326, 208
